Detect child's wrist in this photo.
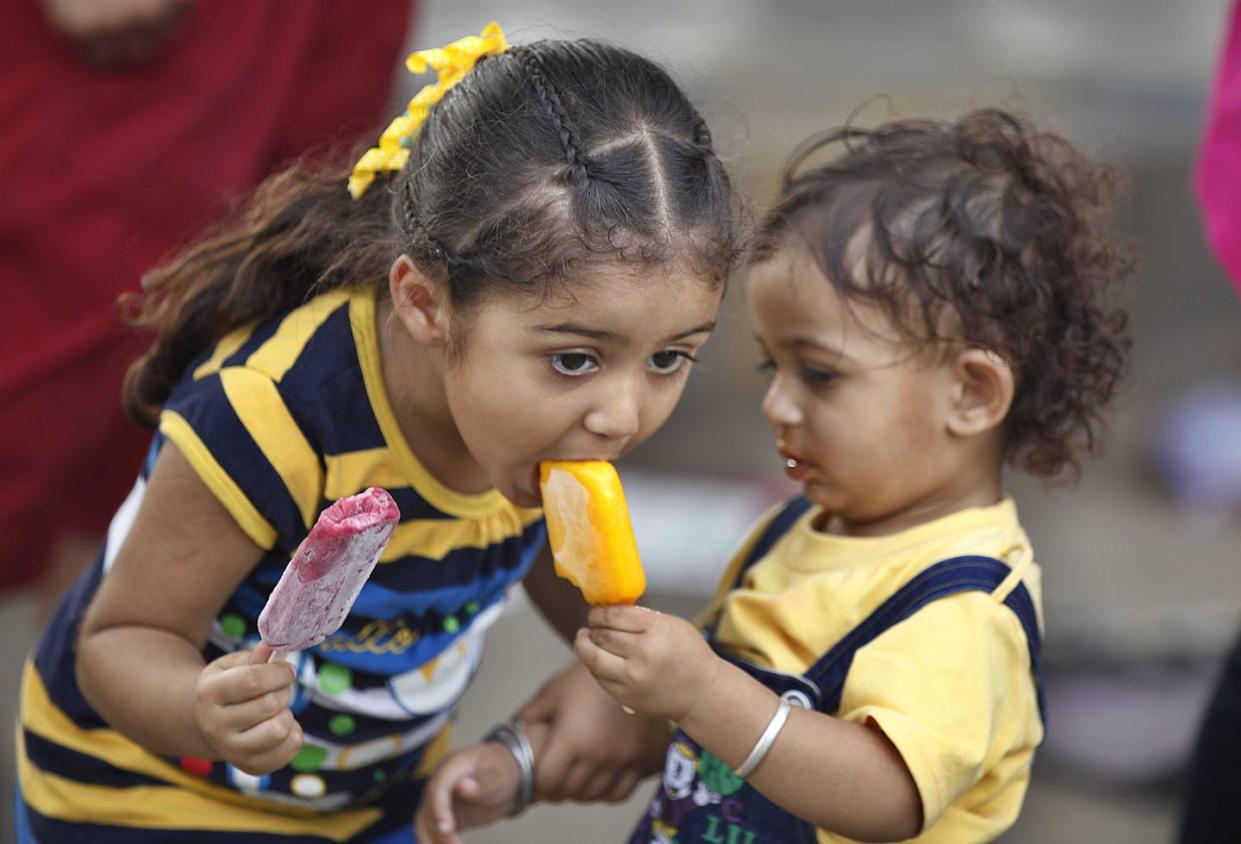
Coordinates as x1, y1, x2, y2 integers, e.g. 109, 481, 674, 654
482, 722, 535, 815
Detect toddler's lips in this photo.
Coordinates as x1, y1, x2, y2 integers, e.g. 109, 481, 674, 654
779, 449, 816, 481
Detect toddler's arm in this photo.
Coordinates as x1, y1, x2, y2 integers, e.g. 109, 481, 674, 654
577, 606, 923, 842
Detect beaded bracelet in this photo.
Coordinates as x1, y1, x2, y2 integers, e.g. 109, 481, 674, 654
733, 697, 792, 779
483, 721, 535, 815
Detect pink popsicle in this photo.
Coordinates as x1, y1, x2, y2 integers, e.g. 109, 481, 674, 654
257, 487, 400, 652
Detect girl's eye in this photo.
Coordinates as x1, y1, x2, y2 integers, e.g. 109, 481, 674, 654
648, 349, 697, 375
756, 358, 776, 377
549, 352, 599, 376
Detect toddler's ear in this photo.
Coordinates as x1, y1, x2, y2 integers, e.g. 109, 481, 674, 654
946, 348, 1014, 438
388, 255, 450, 346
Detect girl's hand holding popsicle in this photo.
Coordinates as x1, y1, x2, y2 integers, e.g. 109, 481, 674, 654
195, 488, 400, 775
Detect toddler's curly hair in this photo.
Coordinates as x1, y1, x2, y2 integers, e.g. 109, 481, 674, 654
752, 108, 1134, 478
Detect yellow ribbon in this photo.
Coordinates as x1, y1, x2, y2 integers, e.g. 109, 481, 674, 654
349, 22, 510, 199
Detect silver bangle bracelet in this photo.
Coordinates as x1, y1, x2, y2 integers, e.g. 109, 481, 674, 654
483, 721, 535, 815
733, 697, 792, 778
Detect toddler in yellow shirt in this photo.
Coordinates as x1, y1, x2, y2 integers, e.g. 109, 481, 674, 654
419, 108, 1134, 844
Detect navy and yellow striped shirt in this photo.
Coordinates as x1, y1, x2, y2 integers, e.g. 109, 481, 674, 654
19, 287, 546, 841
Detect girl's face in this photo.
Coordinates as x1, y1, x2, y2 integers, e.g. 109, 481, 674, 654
446, 267, 723, 507
747, 247, 967, 535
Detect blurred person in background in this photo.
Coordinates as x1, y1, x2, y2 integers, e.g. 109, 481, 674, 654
1178, 2, 1241, 842
0, 0, 412, 623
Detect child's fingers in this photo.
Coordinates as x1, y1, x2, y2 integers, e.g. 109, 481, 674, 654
233, 718, 303, 775
586, 627, 636, 657
209, 663, 295, 706
427, 757, 473, 835
217, 685, 293, 731
604, 767, 643, 803
550, 759, 594, 804
230, 710, 299, 755
587, 605, 652, 633
453, 775, 481, 800
249, 642, 274, 665
415, 804, 460, 844
577, 766, 617, 802
574, 630, 627, 681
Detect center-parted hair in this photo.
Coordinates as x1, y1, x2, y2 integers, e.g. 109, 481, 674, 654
752, 108, 1134, 478
122, 38, 737, 426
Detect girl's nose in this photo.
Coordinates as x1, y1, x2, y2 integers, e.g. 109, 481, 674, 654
583, 378, 642, 441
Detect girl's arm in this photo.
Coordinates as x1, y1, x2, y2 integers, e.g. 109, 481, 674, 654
520, 543, 591, 644
76, 443, 301, 771
577, 606, 923, 843
515, 659, 670, 801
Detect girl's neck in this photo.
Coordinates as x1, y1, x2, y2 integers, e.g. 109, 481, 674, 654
374, 299, 492, 495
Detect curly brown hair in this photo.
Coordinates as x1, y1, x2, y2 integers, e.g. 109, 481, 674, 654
751, 108, 1134, 478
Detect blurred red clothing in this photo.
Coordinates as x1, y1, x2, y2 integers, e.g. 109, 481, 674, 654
0, 0, 411, 594
1197, 0, 1241, 295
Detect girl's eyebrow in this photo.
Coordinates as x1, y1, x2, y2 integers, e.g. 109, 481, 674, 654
667, 321, 716, 341
535, 323, 616, 340
534, 321, 716, 343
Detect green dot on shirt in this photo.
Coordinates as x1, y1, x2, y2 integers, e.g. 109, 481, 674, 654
291, 744, 328, 772
219, 613, 246, 640
329, 714, 356, 737
319, 663, 352, 695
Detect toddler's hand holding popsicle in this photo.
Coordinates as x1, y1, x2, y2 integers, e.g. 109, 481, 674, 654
575, 606, 722, 723
541, 460, 722, 721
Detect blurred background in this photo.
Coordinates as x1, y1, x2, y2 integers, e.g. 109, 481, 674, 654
3, 1, 1239, 842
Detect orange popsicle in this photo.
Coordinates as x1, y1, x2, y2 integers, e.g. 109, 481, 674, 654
539, 461, 645, 606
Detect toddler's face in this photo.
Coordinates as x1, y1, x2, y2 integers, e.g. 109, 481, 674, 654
747, 248, 965, 535
445, 265, 723, 508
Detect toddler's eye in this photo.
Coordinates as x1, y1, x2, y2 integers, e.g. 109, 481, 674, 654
801, 367, 836, 386
549, 352, 599, 376
648, 350, 697, 375
756, 358, 777, 377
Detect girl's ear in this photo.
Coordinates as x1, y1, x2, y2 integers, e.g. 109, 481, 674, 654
946, 348, 1015, 438
388, 255, 449, 346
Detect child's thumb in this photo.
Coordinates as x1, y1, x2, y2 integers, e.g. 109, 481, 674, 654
454, 775, 481, 799
430, 770, 465, 833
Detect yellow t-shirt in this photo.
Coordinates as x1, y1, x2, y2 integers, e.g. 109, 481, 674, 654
709, 498, 1043, 844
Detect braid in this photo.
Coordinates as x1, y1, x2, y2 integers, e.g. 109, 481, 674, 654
692, 120, 712, 150
513, 47, 589, 184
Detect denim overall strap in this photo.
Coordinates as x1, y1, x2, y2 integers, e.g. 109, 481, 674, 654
704, 495, 814, 649
730, 496, 814, 591
804, 555, 1046, 725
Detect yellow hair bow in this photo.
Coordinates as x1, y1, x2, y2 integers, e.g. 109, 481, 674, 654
348, 22, 510, 199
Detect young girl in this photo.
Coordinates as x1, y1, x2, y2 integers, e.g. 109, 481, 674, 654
421, 108, 1133, 843
15, 23, 736, 844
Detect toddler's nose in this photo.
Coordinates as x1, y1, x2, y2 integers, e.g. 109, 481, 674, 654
761, 376, 803, 430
